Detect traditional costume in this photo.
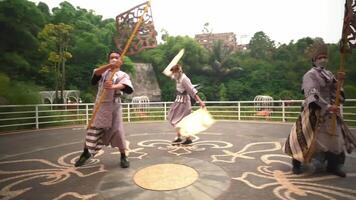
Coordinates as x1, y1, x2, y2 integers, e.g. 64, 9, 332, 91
86, 70, 133, 155
283, 39, 356, 177
162, 50, 206, 145
168, 73, 198, 126
75, 58, 134, 168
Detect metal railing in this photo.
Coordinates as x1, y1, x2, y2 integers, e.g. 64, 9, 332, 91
1, 99, 356, 132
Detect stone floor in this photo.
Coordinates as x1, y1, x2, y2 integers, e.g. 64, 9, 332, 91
0, 121, 355, 200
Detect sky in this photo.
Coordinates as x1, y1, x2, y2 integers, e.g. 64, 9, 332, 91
28, 0, 346, 45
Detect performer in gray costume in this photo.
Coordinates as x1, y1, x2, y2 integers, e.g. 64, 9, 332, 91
75, 51, 134, 168
168, 64, 205, 145
284, 39, 356, 177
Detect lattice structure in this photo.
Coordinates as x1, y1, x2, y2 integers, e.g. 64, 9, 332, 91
341, 0, 356, 52
39, 90, 81, 104
115, 1, 157, 55
132, 96, 150, 116
254, 95, 273, 117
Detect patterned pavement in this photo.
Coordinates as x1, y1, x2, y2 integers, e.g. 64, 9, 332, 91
0, 121, 355, 200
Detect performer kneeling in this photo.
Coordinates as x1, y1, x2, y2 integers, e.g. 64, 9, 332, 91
75, 51, 134, 168
284, 39, 356, 177
168, 64, 205, 145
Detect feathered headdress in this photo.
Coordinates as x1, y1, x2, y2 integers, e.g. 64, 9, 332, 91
305, 38, 328, 61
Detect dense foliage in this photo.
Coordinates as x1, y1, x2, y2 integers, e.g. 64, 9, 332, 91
1, 0, 355, 104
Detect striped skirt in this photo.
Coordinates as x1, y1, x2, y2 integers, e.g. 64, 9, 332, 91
283, 108, 317, 163
86, 128, 105, 155
85, 102, 127, 156
284, 108, 356, 163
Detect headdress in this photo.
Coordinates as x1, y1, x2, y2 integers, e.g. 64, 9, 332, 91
305, 38, 328, 61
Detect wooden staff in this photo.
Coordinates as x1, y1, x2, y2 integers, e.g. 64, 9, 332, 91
330, 53, 345, 135
87, 1, 152, 129
330, 0, 352, 134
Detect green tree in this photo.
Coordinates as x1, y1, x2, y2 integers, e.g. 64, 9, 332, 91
249, 31, 275, 60
0, 0, 46, 81
38, 23, 73, 103
0, 73, 41, 105
202, 40, 242, 79
218, 83, 228, 101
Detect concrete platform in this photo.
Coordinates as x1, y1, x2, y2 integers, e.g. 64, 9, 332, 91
0, 121, 355, 200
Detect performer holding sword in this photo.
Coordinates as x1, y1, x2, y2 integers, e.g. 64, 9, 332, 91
168, 64, 206, 145
163, 49, 209, 145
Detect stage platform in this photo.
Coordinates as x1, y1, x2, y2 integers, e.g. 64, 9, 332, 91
0, 121, 355, 200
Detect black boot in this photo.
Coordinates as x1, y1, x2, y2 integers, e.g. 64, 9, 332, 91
311, 152, 326, 172
326, 152, 346, 178
120, 153, 130, 168
292, 158, 303, 174
74, 148, 91, 167
181, 138, 193, 145
172, 137, 183, 144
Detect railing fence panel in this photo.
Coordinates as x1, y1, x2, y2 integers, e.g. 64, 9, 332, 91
1, 99, 355, 132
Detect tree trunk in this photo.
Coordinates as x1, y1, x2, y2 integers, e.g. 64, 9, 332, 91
55, 62, 59, 103
60, 45, 64, 103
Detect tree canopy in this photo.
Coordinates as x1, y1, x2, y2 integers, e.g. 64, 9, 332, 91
0, 0, 355, 104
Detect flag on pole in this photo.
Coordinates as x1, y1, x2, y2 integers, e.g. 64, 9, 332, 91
115, 1, 157, 55
341, 0, 356, 53
330, 0, 356, 135
87, 1, 156, 129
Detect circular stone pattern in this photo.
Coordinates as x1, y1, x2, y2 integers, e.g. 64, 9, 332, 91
133, 164, 199, 191
96, 157, 231, 200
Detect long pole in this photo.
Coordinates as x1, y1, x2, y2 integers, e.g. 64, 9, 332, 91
87, 1, 151, 129
330, 0, 351, 134
330, 53, 345, 135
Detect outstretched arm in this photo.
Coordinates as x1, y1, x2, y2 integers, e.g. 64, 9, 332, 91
195, 94, 205, 108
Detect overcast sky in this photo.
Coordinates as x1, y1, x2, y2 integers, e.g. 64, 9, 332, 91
29, 0, 346, 45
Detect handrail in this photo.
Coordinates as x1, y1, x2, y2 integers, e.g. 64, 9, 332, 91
1, 99, 356, 132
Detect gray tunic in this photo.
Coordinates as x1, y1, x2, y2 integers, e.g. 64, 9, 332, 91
86, 69, 133, 154
302, 66, 344, 154
168, 73, 198, 127
92, 70, 133, 128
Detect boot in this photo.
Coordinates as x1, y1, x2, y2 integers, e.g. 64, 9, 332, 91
326, 152, 346, 178
181, 138, 193, 145
172, 137, 183, 144
120, 153, 130, 168
292, 158, 303, 174
311, 152, 326, 172
74, 148, 91, 167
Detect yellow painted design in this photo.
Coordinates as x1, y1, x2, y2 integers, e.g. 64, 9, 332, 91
0, 151, 105, 200
226, 142, 356, 200
133, 164, 198, 191
211, 142, 281, 163
138, 135, 233, 156
52, 192, 97, 200
110, 140, 148, 159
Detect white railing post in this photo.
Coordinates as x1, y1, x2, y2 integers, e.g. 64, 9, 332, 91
35, 105, 39, 129
238, 102, 241, 121
164, 102, 167, 120
282, 101, 286, 122
85, 104, 89, 125
127, 103, 131, 122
